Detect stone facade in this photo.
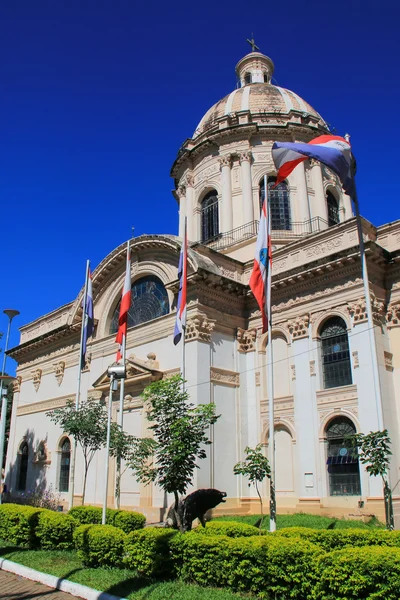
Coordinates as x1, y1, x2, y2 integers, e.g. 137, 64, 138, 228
6, 49, 400, 525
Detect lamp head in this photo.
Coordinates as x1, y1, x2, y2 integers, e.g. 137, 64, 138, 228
3, 309, 20, 321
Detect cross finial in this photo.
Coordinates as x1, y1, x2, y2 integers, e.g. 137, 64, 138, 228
246, 34, 259, 53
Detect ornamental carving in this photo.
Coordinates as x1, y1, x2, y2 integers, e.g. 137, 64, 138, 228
236, 328, 257, 352
305, 236, 342, 258
13, 376, 22, 393
255, 371, 261, 386
185, 312, 216, 343
53, 361, 65, 386
238, 150, 253, 164
210, 367, 240, 387
309, 360, 316, 376
82, 353, 92, 372
176, 185, 186, 199
384, 351, 394, 372
386, 303, 400, 327
32, 369, 42, 392
352, 351, 359, 368
288, 315, 310, 339
347, 297, 385, 325
218, 154, 232, 169
186, 173, 195, 187
291, 365, 296, 381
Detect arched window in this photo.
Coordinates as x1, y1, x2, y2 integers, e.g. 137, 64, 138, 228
259, 177, 291, 230
320, 317, 352, 389
244, 72, 251, 85
59, 438, 71, 493
17, 441, 29, 491
201, 191, 219, 243
327, 191, 340, 226
263, 72, 269, 83
326, 417, 361, 496
110, 275, 169, 333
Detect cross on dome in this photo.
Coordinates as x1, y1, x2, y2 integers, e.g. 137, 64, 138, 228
246, 35, 260, 53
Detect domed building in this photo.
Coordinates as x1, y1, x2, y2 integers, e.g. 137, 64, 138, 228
6, 49, 400, 524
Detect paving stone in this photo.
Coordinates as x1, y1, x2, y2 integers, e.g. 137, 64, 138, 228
0, 570, 79, 599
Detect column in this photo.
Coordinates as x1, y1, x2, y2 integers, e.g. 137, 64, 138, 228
177, 185, 186, 238
218, 154, 233, 233
295, 162, 311, 224
311, 160, 329, 226
239, 151, 254, 224
185, 175, 195, 241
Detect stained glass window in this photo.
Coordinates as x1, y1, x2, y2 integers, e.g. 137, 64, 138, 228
59, 438, 71, 493
110, 275, 169, 333
259, 177, 291, 230
326, 417, 361, 496
320, 317, 352, 389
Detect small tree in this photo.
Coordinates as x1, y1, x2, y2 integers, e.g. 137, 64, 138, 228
351, 429, 394, 530
47, 398, 108, 504
127, 375, 219, 531
109, 425, 137, 507
234, 444, 271, 531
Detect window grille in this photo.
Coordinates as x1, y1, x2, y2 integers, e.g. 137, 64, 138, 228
17, 442, 29, 491
327, 191, 340, 226
110, 275, 169, 333
259, 177, 291, 230
201, 191, 219, 243
326, 417, 361, 496
59, 438, 71, 493
320, 317, 352, 389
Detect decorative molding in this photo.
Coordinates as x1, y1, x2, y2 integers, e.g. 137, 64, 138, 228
255, 371, 260, 387
218, 154, 232, 169
236, 328, 257, 352
238, 150, 253, 164
290, 364, 296, 381
13, 376, 22, 393
177, 185, 186, 199
305, 235, 343, 259
53, 361, 65, 386
309, 360, 316, 376
186, 173, 195, 187
32, 369, 42, 392
384, 351, 394, 372
273, 279, 363, 314
347, 296, 385, 325
185, 312, 216, 343
352, 351, 359, 368
386, 303, 400, 328
288, 315, 310, 339
17, 395, 72, 416
210, 366, 240, 387
316, 384, 358, 408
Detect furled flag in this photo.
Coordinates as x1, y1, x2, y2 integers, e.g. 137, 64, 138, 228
81, 269, 94, 369
173, 221, 188, 345
272, 135, 355, 196
249, 195, 272, 333
115, 243, 132, 362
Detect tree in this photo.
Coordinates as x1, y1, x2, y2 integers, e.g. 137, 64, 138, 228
351, 429, 394, 530
234, 444, 271, 531
109, 424, 137, 507
47, 398, 108, 504
127, 375, 219, 531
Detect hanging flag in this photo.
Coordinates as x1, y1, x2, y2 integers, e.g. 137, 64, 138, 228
249, 197, 272, 333
272, 135, 355, 196
81, 270, 94, 369
173, 223, 188, 345
116, 243, 132, 362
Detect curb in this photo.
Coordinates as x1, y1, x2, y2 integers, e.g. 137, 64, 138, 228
0, 558, 129, 600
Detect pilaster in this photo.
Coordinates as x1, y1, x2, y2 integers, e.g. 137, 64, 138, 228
239, 151, 254, 224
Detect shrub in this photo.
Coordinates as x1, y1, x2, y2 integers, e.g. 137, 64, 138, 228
124, 528, 178, 577
68, 505, 108, 525
171, 532, 321, 598
0, 504, 43, 548
113, 510, 146, 533
192, 521, 260, 537
73, 524, 127, 567
36, 510, 77, 550
276, 527, 400, 551
314, 546, 400, 599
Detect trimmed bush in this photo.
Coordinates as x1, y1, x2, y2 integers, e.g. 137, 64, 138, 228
124, 528, 178, 577
171, 532, 321, 598
73, 523, 127, 567
113, 510, 146, 534
192, 521, 260, 537
68, 505, 109, 525
276, 526, 400, 551
0, 504, 43, 548
314, 546, 400, 599
36, 510, 77, 550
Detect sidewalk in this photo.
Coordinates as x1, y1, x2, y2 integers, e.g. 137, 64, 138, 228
0, 570, 77, 599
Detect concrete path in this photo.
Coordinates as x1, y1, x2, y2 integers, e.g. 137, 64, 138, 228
0, 570, 78, 599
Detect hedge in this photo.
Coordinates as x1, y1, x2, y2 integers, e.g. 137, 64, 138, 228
68, 505, 145, 533
171, 532, 321, 598
314, 546, 400, 599
36, 510, 77, 550
0, 504, 43, 548
192, 521, 260, 537
124, 528, 178, 577
73, 524, 127, 567
276, 526, 400, 551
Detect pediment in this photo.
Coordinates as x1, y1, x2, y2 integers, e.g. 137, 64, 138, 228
91, 352, 163, 391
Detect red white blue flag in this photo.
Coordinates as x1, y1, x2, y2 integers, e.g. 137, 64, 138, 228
115, 243, 132, 362
250, 197, 272, 333
272, 135, 355, 196
174, 222, 188, 345
81, 269, 94, 369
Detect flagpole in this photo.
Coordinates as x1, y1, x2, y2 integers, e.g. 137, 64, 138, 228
103, 374, 114, 525
264, 175, 276, 532
68, 259, 90, 509
181, 220, 187, 392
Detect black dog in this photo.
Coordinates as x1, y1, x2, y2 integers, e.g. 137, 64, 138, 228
166, 488, 227, 531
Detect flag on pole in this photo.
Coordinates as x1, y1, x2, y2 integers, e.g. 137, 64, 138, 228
272, 134, 355, 196
81, 270, 94, 369
249, 196, 272, 333
115, 243, 131, 362
173, 223, 188, 345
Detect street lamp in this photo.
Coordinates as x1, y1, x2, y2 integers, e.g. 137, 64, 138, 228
0, 309, 20, 504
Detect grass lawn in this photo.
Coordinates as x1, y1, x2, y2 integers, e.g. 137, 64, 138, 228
0, 541, 247, 600
212, 512, 385, 530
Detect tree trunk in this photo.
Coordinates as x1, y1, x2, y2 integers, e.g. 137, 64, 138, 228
82, 462, 88, 506
384, 480, 394, 530
255, 481, 264, 534
173, 491, 183, 532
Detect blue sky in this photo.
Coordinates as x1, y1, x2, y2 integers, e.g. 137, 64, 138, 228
1, 0, 399, 366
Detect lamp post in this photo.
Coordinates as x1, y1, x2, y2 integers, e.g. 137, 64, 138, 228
0, 309, 20, 504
